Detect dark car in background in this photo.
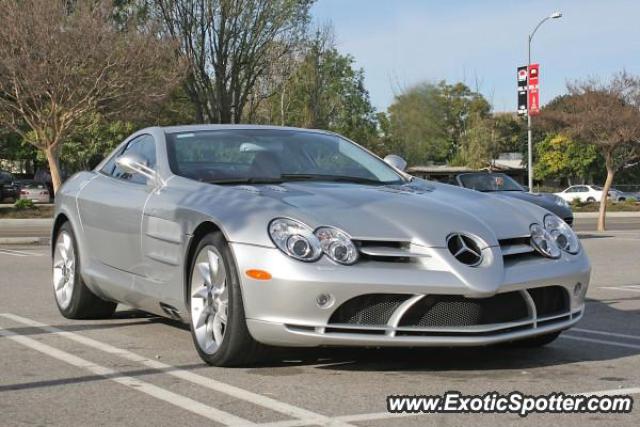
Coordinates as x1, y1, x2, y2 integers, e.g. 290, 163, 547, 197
0, 171, 19, 202
455, 172, 574, 226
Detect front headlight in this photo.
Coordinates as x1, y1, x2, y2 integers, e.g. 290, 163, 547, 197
268, 218, 322, 262
530, 223, 561, 259
544, 214, 580, 254
315, 227, 359, 265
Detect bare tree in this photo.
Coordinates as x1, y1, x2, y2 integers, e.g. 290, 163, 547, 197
545, 73, 640, 231
155, 0, 312, 124
0, 0, 183, 192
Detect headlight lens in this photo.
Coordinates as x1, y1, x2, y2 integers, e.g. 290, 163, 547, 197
530, 223, 561, 259
315, 227, 359, 265
268, 218, 322, 261
544, 214, 580, 254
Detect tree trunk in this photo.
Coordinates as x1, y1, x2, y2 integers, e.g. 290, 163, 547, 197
597, 154, 615, 232
45, 146, 63, 194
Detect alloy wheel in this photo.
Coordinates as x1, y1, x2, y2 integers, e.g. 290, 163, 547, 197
190, 245, 228, 355
53, 231, 75, 309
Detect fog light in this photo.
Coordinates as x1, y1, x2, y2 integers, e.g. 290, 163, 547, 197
315, 293, 334, 309
574, 282, 583, 297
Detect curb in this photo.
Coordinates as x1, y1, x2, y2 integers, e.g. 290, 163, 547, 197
0, 236, 50, 245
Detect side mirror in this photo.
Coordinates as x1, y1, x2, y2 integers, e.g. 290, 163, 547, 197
115, 153, 159, 185
383, 154, 407, 171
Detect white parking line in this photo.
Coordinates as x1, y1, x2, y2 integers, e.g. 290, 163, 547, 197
561, 334, 640, 350
573, 328, 640, 341
0, 248, 44, 257
599, 286, 640, 293
0, 313, 354, 427
0, 325, 254, 426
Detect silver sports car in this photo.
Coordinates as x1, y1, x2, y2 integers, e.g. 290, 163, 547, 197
52, 125, 591, 366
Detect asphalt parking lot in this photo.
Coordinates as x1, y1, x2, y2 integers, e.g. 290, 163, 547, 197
1, 230, 640, 426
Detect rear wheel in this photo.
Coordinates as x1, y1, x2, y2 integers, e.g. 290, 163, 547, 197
53, 222, 117, 319
188, 232, 267, 366
507, 331, 561, 348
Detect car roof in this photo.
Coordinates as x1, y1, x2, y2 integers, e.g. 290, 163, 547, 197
159, 124, 334, 135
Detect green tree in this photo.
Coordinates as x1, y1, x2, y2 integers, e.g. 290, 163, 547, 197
255, 29, 379, 151
384, 81, 491, 166
534, 134, 600, 183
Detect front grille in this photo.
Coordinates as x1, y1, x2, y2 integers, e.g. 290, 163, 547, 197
529, 286, 569, 317
398, 292, 529, 327
328, 294, 410, 325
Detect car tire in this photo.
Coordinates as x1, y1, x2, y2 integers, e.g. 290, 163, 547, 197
586, 197, 596, 202
53, 222, 117, 319
187, 231, 268, 366
507, 331, 561, 348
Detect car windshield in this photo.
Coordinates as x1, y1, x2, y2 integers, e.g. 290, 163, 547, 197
458, 173, 524, 192
165, 129, 405, 185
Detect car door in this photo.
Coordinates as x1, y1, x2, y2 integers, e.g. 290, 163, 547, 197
561, 186, 576, 202
78, 134, 157, 276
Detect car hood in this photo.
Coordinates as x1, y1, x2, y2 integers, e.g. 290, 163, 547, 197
489, 191, 572, 220
228, 180, 547, 248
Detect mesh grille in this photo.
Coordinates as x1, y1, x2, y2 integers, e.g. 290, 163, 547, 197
399, 292, 528, 327
328, 294, 410, 325
528, 286, 569, 317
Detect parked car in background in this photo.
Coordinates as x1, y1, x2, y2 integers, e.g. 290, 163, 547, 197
455, 172, 574, 226
555, 185, 604, 203
0, 171, 19, 202
18, 180, 50, 203
555, 185, 632, 203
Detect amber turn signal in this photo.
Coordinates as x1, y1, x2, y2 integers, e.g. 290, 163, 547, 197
245, 269, 272, 280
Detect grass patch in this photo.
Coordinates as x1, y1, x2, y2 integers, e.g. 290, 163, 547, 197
0, 204, 54, 219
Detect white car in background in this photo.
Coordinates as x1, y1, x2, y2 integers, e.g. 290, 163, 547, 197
555, 185, 603, 203
555, 185, 628, 203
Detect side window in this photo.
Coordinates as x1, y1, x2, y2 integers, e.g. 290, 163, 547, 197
111, 135, 157, 184
565, 187, 575, 193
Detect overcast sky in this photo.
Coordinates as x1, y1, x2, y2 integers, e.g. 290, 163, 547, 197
312, 0, 640, 113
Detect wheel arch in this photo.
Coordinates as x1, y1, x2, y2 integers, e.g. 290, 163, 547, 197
183, 221, 243, 313
51, 213, 71, 255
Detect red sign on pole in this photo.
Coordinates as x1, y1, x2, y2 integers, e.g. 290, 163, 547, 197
528, 64, 540, 116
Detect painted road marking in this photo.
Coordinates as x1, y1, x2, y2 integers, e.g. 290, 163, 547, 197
0, 325, 254, 426
562, 334, 640, 350
600, 285, 640, 293
0, 248, 45, 257
0, 313, 354, 427
573, 327, 640, 341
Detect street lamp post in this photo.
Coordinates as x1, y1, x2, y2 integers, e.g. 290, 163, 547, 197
527, 11, 562, 192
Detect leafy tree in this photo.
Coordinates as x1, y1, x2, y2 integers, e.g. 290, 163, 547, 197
155, 0, 313, 124
0, 0, 182, 192
252, 28, 379, 151
534, 134, 600, 183
543, 73, 640, 230
384, 81, 491, 166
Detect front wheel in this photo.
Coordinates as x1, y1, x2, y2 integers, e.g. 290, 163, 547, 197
586, 197, 596, 202
188, 232, 267, 366
53, 222, 117, 319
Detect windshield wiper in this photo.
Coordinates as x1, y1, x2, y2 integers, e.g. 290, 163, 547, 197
207, 177, 284, 185
279, 174, 386, 185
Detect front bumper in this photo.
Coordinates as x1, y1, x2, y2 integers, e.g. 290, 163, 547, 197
231, 242, 591, 347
